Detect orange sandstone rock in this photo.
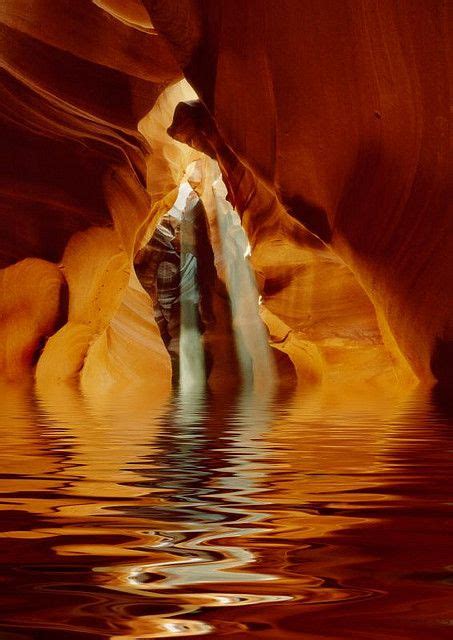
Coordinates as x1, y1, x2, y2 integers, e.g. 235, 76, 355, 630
146, 0, 452, 387
0, 258, 64, 379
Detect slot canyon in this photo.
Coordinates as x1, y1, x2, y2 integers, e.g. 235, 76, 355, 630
0, 2, 451, 639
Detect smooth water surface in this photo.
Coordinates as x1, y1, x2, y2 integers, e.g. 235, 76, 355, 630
0, 382, 452, 639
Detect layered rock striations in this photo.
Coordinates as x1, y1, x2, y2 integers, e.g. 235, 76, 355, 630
0, 0, 180, 392
145, 0, 452, 387
0, 0, 450, 392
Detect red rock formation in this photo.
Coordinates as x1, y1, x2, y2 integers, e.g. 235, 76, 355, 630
0, 0, 180, 389
0, 0, 450, 391
168, 101, 414, 389
0, 258, 64, 379
145, 0, 452, 387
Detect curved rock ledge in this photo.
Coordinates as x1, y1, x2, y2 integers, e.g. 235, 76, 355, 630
0, 0, 450, 393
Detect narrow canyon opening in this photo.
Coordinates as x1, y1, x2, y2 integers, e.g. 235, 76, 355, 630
0, 54, 446, 396
134, 158, 276, 394
127, 79, 416, 399
0, 3, 450, 639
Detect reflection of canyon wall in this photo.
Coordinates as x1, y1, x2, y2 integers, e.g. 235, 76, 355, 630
145, 0, 452, 387
0, 0, 450, 390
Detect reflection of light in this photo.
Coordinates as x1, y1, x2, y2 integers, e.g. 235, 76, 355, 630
179, 188, 206, 395
172, 181, 192, 212
212, 176, 276, 391
112, 619, 214, 639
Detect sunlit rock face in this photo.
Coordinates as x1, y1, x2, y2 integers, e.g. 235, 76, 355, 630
167, 101, 414, 392
145, 0, 452, 387
0, 0, 450, 393
0, 0, 181, 393
0, 258, 64, 380
0, 7, 451, 636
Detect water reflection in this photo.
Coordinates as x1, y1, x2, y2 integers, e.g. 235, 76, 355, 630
0, 381, 452, 639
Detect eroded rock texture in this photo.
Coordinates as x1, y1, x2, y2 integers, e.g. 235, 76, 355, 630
0, 0, 450, 393
145, 0, 452, 387
0, 0, 180, 395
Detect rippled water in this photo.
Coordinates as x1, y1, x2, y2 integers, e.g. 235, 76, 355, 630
0, 381, 452, 639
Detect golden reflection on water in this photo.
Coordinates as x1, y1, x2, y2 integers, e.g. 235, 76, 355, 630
0, 379, 452, 639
